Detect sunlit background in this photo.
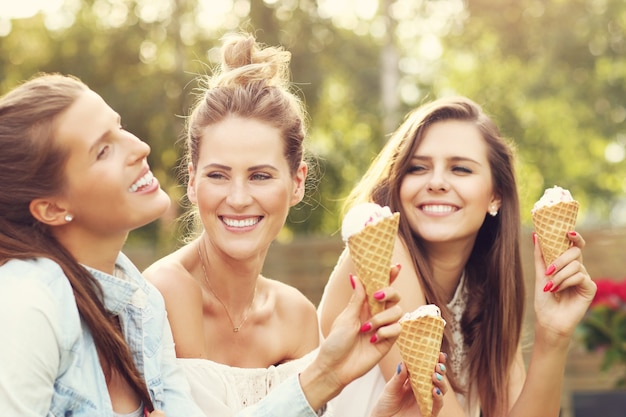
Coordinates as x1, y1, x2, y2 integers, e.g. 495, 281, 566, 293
1, 0, 625, 244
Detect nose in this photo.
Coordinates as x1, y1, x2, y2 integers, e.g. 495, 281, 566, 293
226, 179, 253, 208
127, 134, 150, 164
427, 169, 449, 192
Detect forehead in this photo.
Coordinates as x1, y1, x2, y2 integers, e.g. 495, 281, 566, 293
53, 89, 116, 150
418, 120, 488, 160
199, 117, 284, 161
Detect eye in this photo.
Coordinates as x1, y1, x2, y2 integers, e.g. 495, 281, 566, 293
407, 164, 428, 174
96, 145, 110, 160
452, 165, 473, 174
250, 172, 272, 181
206, 171, 227, 180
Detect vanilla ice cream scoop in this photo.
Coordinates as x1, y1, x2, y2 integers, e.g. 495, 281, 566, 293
532, 185, 574, 213
400, 304, 447, 326
341, 202, 394, 241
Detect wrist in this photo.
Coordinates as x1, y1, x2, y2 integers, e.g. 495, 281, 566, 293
298, 359, 343, 412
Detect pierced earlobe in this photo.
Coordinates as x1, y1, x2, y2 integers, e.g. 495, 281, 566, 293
64, 214, 74, 222
489, 205, 498, 217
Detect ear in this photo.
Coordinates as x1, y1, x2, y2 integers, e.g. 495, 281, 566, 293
290, 162, 308, 206
488, 194, 502, 214
187, 162, 198, 204
29, 198, 70, 226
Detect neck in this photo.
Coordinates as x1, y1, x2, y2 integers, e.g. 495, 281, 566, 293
426, 241, 473, 302
54, 228, 126, 274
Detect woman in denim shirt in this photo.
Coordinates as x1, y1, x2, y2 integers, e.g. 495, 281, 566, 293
0, 74, 442, 417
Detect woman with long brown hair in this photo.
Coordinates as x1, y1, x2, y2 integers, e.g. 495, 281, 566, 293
319, 96, 596, 417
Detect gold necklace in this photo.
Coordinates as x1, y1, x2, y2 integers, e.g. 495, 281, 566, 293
197, 243, 256, 333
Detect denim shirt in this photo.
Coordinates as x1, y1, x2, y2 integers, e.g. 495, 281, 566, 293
0, 254, 204, 417
0, 255, 319, 417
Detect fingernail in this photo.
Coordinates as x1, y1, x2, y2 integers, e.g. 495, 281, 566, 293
436, 373, 443, 381
395, 263, 402, 271
349, 274, 355, 289
569, 231, 577, 237
551, 285, 560, 293
532, 232, 537, 245
373, 290, 385, 300
370, 334, 378, 343
442, 352, 448, 360
360, 322, 372, 332
543, 280, 554, 292
436, 388, 442, 395
439, 364, 446, 372
396, 362, 402, 375
545, 264, 556, 276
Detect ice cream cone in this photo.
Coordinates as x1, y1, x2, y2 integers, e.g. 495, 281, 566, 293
396, 314, 445, 417
347, 212, 400, 315
532, 200, 579, 266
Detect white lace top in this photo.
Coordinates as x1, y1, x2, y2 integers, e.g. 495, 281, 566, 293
178, 349, 333, 417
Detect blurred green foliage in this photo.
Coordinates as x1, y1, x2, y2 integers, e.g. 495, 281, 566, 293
1, 0, 625, 254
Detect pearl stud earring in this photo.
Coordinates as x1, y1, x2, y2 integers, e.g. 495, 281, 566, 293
64, 214, 73, 222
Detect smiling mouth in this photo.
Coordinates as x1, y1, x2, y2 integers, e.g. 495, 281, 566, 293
421, 204, 457, 214
129, 171, 154, 193
221, 217, 262, 228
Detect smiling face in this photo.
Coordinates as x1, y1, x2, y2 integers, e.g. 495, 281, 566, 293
399, 120, 500, 246
188, 116, 306, 261
52, 89, 170, 238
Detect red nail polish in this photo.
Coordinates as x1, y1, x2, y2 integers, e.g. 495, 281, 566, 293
349, 274, 355, 289
543, 280, 554, 292
551, 285, 560, 293
532, 232, 537, 245
373, 290, 385, 300
568, 231, 577, 237
545, 264, 556, 276
395, 263, 402, 271
360, 322, 372, 332
370, 334, 378, 343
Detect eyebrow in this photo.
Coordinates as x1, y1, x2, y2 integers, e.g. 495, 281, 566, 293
411, 155, 483, 166
201, 163, 279, 172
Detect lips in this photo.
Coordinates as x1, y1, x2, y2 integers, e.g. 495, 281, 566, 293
128, 171, 154, 193
221, 216, 262, 228
420, 204, 458, 214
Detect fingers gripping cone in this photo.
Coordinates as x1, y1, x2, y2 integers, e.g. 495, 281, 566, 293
532, 201, 579, 266
347, 212, 400, 315
396, 312, 445, 417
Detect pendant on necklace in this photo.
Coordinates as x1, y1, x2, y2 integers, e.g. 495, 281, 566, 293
233, 327, 240, 332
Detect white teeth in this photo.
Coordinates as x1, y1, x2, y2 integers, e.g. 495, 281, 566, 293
129, 171, 154, 192
222, 217, 260, 228
422, 205, 455, 213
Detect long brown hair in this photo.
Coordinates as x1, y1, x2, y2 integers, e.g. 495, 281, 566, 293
0, 74, 155, 411
346, 96, 524, 417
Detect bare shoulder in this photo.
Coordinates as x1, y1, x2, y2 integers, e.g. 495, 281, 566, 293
143, 246, 200, 304
265, 277, 317, 317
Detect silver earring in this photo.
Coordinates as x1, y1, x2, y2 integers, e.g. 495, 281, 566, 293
64, 214, 73, 222
489, 206, 498, 217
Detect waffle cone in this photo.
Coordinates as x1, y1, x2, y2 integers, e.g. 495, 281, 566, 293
347, 212, 400, 315
532, 201, 579, 265
396, 315, 445, 417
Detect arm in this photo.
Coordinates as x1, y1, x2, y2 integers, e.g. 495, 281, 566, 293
144, 260, 206, 358
157, 308, 206, 417
0, 278, 60, 417
507, 231, 596, 417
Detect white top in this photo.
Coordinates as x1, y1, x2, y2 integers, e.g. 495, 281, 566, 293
178, 349, 333, 417
323, 273, 480, 417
